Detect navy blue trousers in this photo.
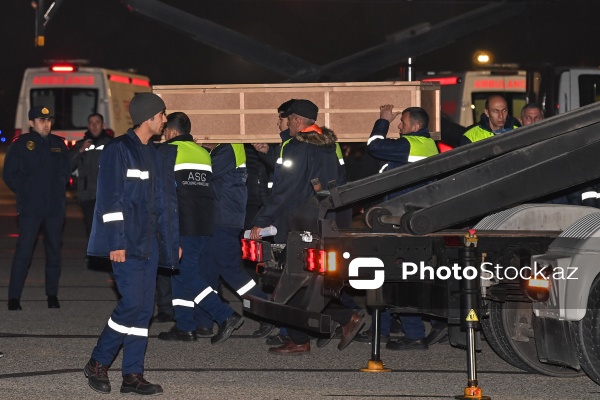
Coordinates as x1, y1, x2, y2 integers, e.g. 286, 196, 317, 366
9, 215, 63, 299
172, 236, 234, 331
195, 226, 267, 329
91, 243, 158, 375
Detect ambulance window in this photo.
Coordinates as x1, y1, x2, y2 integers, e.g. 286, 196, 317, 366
578, 75, 600, 107
31, 88, 98, 130
471, 92, 527, 124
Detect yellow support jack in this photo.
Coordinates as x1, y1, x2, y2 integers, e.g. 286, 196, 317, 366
455, 233, 490, 400
360, 308, 391, 373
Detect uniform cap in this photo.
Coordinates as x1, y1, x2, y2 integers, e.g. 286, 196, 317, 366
28, 106, 53, 120
281, 99, 318, 121
129, 92, 166, 126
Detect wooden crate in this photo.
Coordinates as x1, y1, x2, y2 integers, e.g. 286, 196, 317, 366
153, 81, 440, 143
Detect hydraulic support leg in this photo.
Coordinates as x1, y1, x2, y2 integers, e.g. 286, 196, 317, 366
361, 306, 391, 372
455, 232, 490, 400
359, 285, 391, 372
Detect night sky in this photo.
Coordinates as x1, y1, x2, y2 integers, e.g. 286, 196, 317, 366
1, 0, 599, 139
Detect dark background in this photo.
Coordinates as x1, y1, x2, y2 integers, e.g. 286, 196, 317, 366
1, 0, 598, 139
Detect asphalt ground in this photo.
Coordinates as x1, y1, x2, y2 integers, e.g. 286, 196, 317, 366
1, 149, 600, 399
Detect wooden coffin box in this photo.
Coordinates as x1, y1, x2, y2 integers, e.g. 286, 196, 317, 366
153, 81, 440, 143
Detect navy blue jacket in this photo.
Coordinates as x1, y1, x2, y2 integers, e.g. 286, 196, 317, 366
210, 144, 248, 229
87, 129, 180, 268
3, 130, 71, 217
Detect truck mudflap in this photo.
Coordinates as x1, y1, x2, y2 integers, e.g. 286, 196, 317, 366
242, 294, 337, 334
534, 317, 580, 369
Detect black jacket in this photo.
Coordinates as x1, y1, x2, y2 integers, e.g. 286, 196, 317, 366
253, 126, 340, 241
70, 130, 113, 202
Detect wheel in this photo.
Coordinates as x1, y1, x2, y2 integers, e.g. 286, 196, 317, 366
571, 273, 600, 385
481, 300, 582, 377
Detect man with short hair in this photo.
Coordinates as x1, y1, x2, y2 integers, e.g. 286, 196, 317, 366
157, 111, 243, 343
459, 95, 520, 145
3, 105, 71, 311
365, 104, 442, 350
520, 103, 544, 126
70, 113, 113, 268
84, 93, 179, 396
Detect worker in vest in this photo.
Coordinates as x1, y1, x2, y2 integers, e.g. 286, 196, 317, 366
156, 112, 243, 344
365, 104, 444, 350
195, 142, 274, 338
459, 95, 520, 145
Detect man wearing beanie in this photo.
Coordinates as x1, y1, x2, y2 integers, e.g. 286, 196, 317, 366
84, 92, 180, 395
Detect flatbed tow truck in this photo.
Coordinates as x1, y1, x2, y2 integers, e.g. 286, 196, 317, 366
241, 101, 600, 399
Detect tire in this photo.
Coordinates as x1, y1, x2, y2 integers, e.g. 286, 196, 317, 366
571, 273, 600, 385
481, 300, 581, 377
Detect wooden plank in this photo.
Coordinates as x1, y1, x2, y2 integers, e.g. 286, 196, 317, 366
153, 81, 441, 143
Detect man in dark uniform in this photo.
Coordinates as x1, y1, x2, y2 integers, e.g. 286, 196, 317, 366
3, 105, 71, 310
84, 93, 179, 395
194, 142, 274, 338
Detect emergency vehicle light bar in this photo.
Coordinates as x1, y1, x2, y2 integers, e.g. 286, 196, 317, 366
50, 64, 76, 72
422, 76, 460, 86
109, 74, 151, 87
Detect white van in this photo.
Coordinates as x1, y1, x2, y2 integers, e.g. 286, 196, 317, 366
14, 63, 152, 146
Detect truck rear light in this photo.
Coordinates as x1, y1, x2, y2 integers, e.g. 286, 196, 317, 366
327, 251, 338, 272
240, 239, 272, 263
241, 239, 263, 262
305, 248, 325, 273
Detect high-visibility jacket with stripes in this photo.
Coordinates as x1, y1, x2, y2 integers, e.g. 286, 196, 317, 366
366, 119, 438, 173
166, 133, 214, 236
459, 114, 520, 146
210, 143, 248, 229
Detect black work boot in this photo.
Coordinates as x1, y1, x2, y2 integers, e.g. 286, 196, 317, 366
157, 325, 197, 342
211, 312, 244, 344
84, 357, 111, 394
120, 373, 163, 395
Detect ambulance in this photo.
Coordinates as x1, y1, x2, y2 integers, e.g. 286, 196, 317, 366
420, 69, 527, 127
14, 62, 152, 146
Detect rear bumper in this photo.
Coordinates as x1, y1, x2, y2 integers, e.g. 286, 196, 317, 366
242, 294, 336, 334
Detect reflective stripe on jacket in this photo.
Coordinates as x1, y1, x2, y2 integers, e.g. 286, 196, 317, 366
87, 129, 180, 268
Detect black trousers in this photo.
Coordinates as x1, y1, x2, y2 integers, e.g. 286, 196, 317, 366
155, 270, 174, 317
9, 214, 64, 299
79, 199, 96, 238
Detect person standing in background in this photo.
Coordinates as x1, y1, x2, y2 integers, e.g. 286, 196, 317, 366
3, 105, 71, 310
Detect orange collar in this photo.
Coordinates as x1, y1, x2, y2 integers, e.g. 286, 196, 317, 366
300, 124, 322, 135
